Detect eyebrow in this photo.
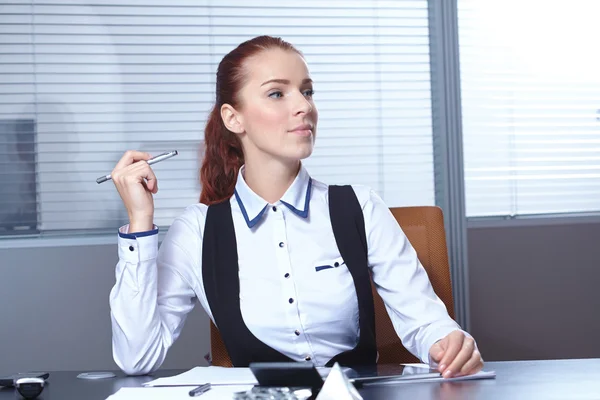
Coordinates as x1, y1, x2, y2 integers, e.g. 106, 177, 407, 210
260, 78, 313, 87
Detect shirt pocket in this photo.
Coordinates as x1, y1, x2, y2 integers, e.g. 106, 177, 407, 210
314, 255, 346, 273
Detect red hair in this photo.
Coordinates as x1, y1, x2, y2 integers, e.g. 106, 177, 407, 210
199, 35, 301, 205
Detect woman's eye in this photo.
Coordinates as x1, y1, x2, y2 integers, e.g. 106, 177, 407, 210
303, 89, 315, 97
268, 91, 283, 99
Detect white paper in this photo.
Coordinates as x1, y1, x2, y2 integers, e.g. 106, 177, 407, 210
106, 385, 253, 400
143, 367, 257, 387
143, 366, 336, 387
316, 363, 363, 400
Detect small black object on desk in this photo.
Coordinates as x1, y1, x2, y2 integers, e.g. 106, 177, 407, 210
15, 378, 45, 400
249, 361, 324, 391
245, 362, 324, 400
0, 372, 49, 399
0, 372, 49, 388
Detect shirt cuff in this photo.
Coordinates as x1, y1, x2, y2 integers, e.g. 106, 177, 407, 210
118, 224, 159, 263
118, 224, 159, 239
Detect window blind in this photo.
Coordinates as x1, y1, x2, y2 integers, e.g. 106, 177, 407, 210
458, 0, 600, 217
0, 0, 435, 235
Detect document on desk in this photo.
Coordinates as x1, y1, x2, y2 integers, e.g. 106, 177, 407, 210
143, 366, 257, 387
404, 363, 496, 382
358, 364, 496, 385
106, 385, 253, 400
365, 370, 497, 385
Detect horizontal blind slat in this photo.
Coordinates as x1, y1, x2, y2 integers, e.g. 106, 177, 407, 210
459, 0, 600, 217
0, 0, 435, 235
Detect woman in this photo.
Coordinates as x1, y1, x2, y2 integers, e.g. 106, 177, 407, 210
109, 35, 483, 378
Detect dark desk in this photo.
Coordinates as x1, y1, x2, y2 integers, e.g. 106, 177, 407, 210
1, 359, 600, 400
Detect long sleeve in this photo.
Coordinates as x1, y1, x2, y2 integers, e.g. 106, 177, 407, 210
363, 189, 466, 364
109, 205, 207, 375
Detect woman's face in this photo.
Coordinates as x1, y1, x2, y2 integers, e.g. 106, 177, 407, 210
226, 48, 318, 165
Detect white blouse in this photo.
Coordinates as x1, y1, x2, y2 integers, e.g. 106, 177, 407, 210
109, 165, 465, 375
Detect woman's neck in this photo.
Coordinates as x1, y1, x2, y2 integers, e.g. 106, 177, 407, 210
243, 158, 301, 204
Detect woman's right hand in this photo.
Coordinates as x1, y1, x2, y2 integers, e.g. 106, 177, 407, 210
111, 150, 158, 233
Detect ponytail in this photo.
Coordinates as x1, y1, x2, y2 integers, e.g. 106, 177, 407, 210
199, 106, 244, 205
198, 35, 301, 205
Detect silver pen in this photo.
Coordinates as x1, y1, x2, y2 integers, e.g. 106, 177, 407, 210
188, 383, 211, 397
96, 150, 178, 184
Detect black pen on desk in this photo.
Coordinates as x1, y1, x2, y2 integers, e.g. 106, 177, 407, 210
188, 383, 211, 397
95, 150, 179, 184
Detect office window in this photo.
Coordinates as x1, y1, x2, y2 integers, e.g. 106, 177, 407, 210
0, 0, 435, 235
458, 0, 600, 217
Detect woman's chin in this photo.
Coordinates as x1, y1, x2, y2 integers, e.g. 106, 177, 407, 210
295, 145, 315, 160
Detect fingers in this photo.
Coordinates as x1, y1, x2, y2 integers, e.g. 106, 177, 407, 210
113, 150, 152, 171
458, 349, 484, 377
444, 336, 476, 379
122, 161, 158, 194
429, 341, 445, 365
109, 151, 156, 229
438, 331, 464, 375
137, 162, 158, 194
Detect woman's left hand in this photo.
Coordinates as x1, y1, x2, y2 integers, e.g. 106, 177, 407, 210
429, 330, 484, 378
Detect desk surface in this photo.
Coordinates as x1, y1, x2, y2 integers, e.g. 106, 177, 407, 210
1, 359, 600, 400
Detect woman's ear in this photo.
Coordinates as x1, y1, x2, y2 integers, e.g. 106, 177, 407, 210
221, 104, 244, 134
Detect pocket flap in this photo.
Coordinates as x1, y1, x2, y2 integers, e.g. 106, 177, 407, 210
314, 256, 345, 272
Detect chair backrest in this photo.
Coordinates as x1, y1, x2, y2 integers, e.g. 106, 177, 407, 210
373, 206, 454, 364
210, 205, 454, 367
210, 320, 233, 367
